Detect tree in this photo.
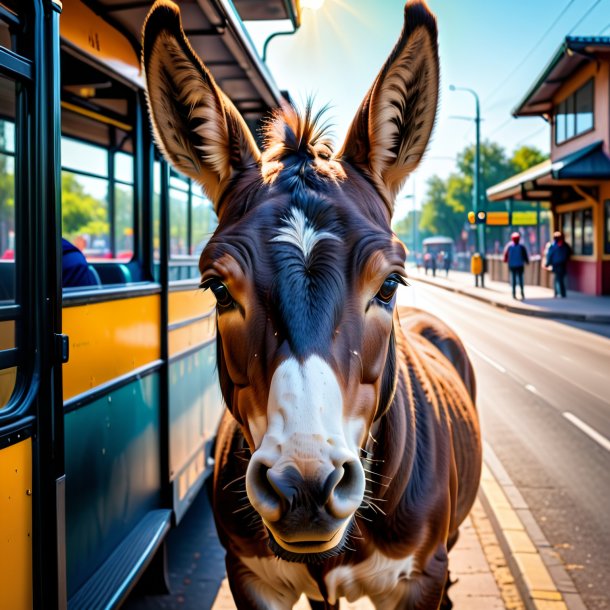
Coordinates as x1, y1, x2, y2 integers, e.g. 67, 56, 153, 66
61, 172, 109, 242
419, 141, 547, 244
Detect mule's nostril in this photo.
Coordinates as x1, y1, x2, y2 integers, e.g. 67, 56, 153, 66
246, 459, 282, 523
326, 459, 365, 520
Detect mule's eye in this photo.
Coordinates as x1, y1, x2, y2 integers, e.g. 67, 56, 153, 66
375, 274, 406, 305
201, 278, 234, 309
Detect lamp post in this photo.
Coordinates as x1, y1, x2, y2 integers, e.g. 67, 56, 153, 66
449, 84, 485, 286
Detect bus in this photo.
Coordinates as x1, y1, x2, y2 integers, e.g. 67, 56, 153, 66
0, 1, 292, 608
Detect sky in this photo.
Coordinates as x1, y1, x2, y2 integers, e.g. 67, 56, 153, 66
244, 0, 610, 221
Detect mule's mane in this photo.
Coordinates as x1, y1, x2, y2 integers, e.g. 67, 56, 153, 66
261, 103, 346, 183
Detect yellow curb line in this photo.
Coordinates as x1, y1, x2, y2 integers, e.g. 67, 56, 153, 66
480, 462, 568, 610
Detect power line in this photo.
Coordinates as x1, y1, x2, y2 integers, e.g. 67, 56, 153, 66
483, 0, 577, 106
514, 125, 548, 147
598, 22, 610, 34
568, 0, 603, 33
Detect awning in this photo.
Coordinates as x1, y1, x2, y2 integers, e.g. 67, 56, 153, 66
487, 141, 610, 202
513, 36, 610, 117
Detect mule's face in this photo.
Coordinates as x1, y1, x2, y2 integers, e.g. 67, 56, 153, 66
143, 0, 438, 561
199, 158, 407, 557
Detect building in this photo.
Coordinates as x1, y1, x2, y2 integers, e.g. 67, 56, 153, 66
487, 37, 610, 295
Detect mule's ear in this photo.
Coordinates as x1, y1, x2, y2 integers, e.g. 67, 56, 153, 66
338, 0, 439, 216
142, 0, 261, 211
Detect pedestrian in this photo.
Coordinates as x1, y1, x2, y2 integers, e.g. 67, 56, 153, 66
546, 230, 572, 298
503, 232, 529, 299
443, 250, 452, 277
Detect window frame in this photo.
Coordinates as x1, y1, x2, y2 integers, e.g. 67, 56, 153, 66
554, 78, 595, 146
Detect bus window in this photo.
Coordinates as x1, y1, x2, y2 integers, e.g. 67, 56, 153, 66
0, 78, 16, 300
60, 48, 137, 285
192, 183, 216, 257
0, 74, 17, 407
169, 171, 189, 257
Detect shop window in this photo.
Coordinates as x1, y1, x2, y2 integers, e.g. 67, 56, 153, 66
555, 79, 594, 145
604, 199, 610, 254
559, 207, 594, 257
583, 207, 593, 256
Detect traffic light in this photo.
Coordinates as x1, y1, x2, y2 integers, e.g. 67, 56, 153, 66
467, 210, 487, 224
475, 211, 487, 224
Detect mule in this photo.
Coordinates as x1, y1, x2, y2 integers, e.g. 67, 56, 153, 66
142, 1, 482, 608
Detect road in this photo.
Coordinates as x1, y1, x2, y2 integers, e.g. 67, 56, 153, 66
400, 279, 610, 610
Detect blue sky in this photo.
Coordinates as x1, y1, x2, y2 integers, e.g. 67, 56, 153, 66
244, 0, 610, 221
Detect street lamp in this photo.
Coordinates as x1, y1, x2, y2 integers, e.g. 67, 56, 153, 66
449, 84, 485, 286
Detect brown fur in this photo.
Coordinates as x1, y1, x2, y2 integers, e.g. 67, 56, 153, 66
142, 1, 481, 608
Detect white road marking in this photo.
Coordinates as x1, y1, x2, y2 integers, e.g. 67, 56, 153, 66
563, 412, 610, 452
465, 343, 506, 373
524, 384, 537, 394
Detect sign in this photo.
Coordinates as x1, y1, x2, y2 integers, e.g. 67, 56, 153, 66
512, 211, 537, 225
486, 211, 509, 226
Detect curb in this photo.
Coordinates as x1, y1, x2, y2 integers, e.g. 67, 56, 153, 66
412, 276, 610, 324
479, 442, 587, 610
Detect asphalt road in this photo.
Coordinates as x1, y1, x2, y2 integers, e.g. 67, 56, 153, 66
400, 280, 610, 610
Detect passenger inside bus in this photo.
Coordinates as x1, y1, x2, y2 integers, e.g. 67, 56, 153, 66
62, 238, 100, 288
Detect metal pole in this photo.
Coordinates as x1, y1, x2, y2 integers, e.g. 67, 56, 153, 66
450, 85, 484, 286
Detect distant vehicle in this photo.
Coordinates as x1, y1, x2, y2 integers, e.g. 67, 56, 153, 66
423, 236, 455, 263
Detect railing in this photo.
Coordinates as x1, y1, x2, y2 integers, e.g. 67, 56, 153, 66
485, 254, 553, 288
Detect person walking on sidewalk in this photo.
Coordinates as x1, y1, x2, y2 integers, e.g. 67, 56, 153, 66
503, 232, 529, 299
546, 230, 572, 298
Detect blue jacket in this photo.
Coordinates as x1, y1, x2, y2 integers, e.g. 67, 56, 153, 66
62, 239, 99, 287
505, 243, 529, 269
546, 241, 571, 267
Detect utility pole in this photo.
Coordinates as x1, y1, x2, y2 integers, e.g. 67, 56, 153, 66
450, 85, 485, 287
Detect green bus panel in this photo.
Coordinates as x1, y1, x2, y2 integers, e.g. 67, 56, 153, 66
64, 374, 161, 598
169, 343, 224, 499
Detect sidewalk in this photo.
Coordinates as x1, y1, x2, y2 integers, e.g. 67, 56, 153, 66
412, 268, 610, 323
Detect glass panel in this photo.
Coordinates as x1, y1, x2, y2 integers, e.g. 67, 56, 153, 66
573, 209, 583, 255
62, 137, 108, 177
565, 93, 576, 140
605, 200, 610, 256
153, 162, 161, 265
115, 151, 133, 184
575, 79, 594, 135
561, 212, 573, 249
555, 100, 566, 144
192, 193, 215, 256
0, 83, 15, 302
115, 184, 134, 260
170, 187, 188, 256
62, 171, 110, 261
170, 173, 188, 192
582, 207, 593, 256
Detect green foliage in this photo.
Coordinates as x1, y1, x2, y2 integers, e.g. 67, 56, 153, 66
61, 172, 109, 240
419, 141, 547, 243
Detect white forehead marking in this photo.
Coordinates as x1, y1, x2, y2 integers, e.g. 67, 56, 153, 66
271, 207, 340, 260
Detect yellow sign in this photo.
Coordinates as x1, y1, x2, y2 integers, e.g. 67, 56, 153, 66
512, 211, 537, 225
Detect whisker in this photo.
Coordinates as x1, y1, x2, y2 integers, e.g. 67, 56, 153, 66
365, 477, 389, 488
355, 511, 373, 523
222, 474, 247, 491
233, 504, 255, 515
367, 501, 387, 516
363, 468, 391, 480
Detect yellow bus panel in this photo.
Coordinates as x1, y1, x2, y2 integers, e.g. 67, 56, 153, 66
63, 295, 161, 400
0, 438, 33, 610
169, 315, 216, 358
168, 288, 215, 326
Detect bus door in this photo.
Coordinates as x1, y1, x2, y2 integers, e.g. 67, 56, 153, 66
0, 1, 66, 609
